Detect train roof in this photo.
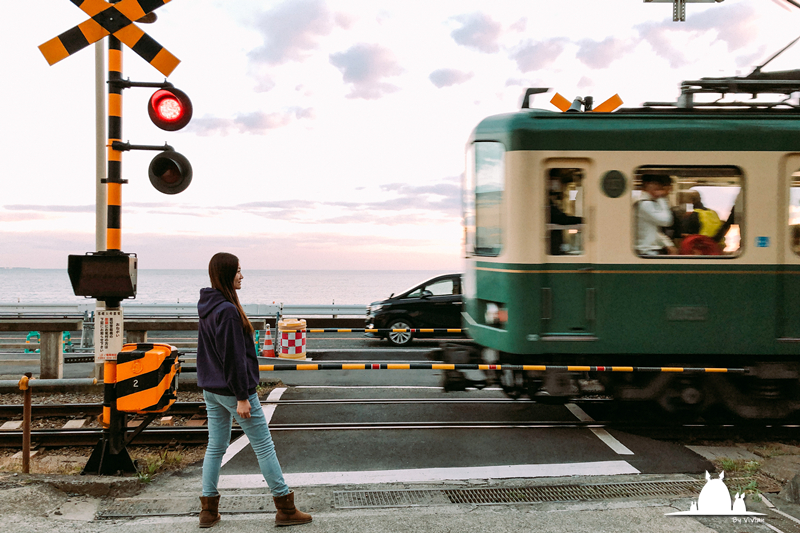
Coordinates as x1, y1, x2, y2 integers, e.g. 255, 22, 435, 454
472, 108, 800, 152
472, 70, 800, 152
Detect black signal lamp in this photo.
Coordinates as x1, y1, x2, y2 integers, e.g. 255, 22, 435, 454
148, 88, 193, 131
149, 150, 193, 194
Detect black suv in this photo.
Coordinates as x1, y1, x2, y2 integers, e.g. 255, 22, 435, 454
366, 273, 463, 346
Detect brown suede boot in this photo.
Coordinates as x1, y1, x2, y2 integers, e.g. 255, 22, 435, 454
199, 495, 221, 528
273, 491, 312, 526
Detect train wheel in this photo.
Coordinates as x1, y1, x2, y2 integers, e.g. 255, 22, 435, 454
525, 373, 543, 399
656, 377, 710, 419
498, 369, 525, 400
708, 375, 800, 420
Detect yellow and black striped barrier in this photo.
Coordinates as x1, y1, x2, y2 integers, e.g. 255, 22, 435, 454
289, 328, 463, 334
259, 363, 747, 374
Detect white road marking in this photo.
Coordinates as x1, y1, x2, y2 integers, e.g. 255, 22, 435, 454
219, 387, 286, 467
565, 403, 594, 422
565, 403, 634, 456
218, 460, 640, 488
589, 429, 635, 455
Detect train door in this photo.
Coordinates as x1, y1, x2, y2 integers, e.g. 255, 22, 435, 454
782, 161, 800, 340
541, 165, 595, 336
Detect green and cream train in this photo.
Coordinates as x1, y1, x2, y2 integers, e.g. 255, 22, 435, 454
455, 75, 800, 419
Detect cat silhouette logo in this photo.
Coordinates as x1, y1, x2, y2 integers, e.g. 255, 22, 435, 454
667, 471, 764, 516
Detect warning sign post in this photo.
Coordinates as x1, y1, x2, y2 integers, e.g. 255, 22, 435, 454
94, 309, 124, 362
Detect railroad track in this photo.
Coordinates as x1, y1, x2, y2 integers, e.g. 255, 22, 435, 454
2, 419, 799, 447
2, 397, 798, 447
0, 420, 634, 447
0, 397, 593, 418
0, 401, 206, 418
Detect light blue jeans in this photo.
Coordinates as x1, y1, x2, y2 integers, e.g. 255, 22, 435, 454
202, 390, 290, 497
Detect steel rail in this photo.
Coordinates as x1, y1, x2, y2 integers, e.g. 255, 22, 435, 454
0, 401, 206, 418
0, 398, 619, 418
0, 426, 234, 447
3, 419, 798, 447
0, 421, 611, 447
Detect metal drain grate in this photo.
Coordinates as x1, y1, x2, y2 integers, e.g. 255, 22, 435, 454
98, 495, 271, 519
333, 489, 451, 509
334, 480, 704, 509
445, 481, 700, 505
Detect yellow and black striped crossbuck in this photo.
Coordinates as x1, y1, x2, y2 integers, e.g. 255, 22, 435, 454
39, 0, 180, 77
116, 342, 180, 414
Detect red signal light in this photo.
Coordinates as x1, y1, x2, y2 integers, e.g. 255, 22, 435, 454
148, 88, 193, 131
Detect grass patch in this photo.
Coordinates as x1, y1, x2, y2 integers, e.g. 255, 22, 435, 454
713, 458, 762, 500
135, 449, 185, 483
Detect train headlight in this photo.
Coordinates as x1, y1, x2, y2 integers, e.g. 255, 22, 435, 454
484, 302, 508, 326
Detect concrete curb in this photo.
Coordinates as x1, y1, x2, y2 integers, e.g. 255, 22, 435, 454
1, 472, 144, 498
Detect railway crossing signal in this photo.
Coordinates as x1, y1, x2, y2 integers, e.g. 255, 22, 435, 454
41, 0, 190, 476
39, 0, 179, 77
148, 149, 192, 194
148, 87, 193, 131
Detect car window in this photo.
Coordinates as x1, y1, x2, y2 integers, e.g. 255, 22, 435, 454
406, 287, 423, 298
426, 279, 455, 296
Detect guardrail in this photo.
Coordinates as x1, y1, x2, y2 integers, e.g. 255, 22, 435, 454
0, 319, 83, 379
0, 303, 368, 317
0, 313, 370, 377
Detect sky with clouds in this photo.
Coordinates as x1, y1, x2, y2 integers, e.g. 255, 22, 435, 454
2, 0, 800, 270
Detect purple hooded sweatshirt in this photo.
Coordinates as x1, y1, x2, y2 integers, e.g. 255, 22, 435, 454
197, 288, 259, 401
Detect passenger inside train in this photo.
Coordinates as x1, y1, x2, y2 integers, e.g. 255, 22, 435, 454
547, 169, 584, 256
635, 174, 677, 256
634, 167, 742, 258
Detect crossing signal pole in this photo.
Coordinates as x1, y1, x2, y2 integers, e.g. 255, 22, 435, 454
40, 0, 191, 475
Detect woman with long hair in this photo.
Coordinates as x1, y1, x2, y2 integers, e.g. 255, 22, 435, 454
196, 252, 311, 528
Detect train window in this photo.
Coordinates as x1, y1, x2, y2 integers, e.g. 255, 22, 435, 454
547, 168, 584, 255
469, 142, 504, 256
633, 166, 742, 258
791, 173, 800, 255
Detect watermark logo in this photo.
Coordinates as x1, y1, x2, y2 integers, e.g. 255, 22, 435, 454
666, 471, 764, 517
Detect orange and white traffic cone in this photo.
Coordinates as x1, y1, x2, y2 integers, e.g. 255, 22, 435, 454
261, 325, 275, 357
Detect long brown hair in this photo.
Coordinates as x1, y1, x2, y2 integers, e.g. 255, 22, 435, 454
208, 252, 253, 335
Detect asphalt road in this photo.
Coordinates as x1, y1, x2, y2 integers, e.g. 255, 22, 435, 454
0, 328, 715, 482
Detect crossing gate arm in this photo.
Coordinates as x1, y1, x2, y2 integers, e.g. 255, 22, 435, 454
306, 328, 463, 333
258, 363, 747, 373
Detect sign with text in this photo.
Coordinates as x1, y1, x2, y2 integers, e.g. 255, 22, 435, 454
94, 309, 124, 362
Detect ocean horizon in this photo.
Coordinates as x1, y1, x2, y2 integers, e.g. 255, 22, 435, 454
0, 268, 456, 306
